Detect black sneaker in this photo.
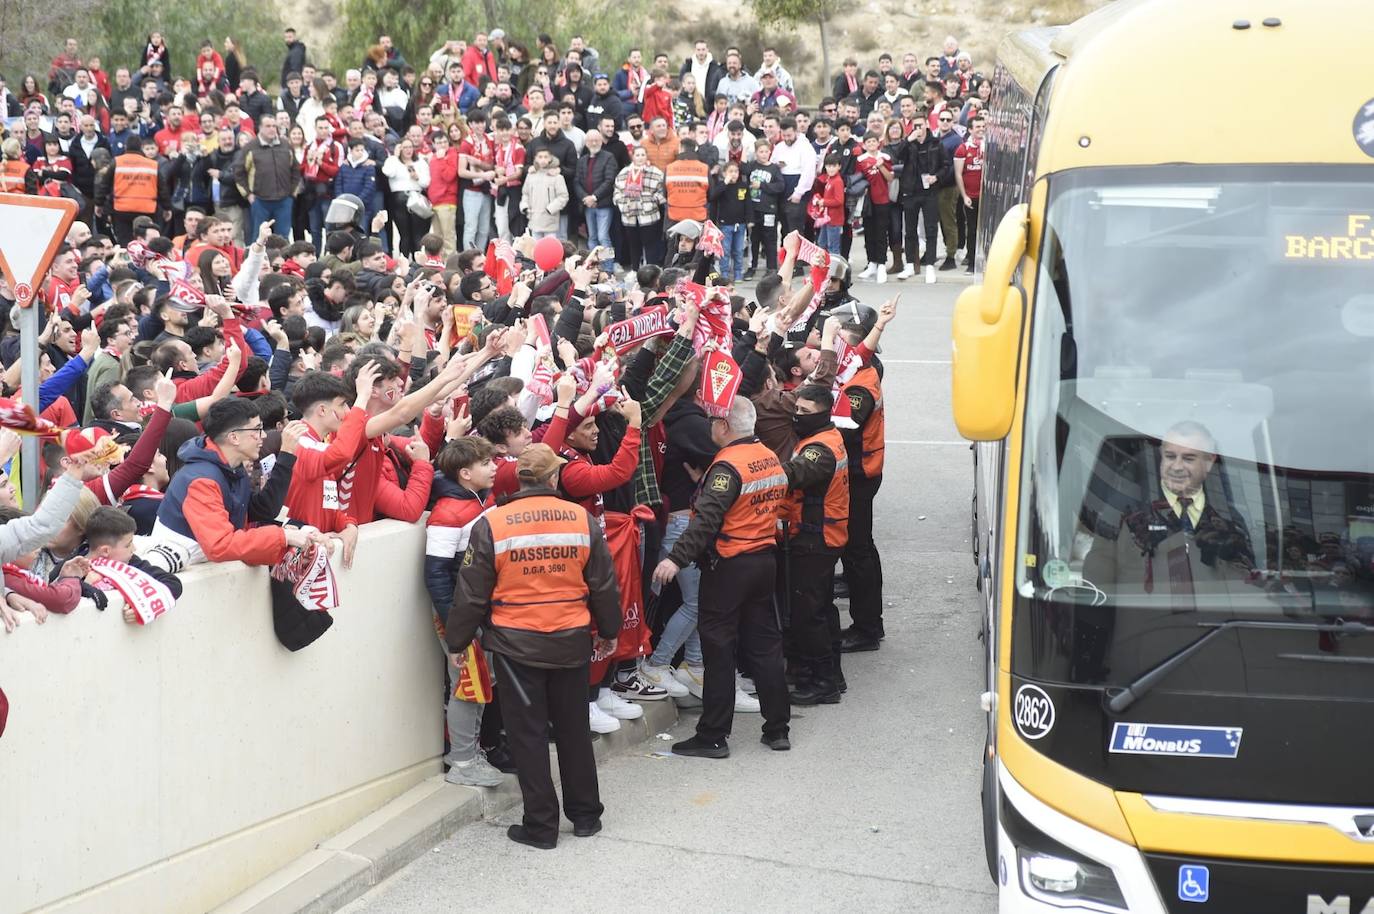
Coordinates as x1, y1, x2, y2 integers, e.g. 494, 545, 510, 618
672, 735, 730, 758
507, 824, 556, 849
840, 631, 882, 653
573, 819, 603, 837
743, 267, 757, 280
484, 744, 519, 774
790, 680, 842, 705
965, 264, 975, 274
761, 733, 791, 751
833, 578, 850, 600
939, 257, 957, 271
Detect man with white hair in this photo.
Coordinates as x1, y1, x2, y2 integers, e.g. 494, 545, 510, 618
653, 396, 792, 758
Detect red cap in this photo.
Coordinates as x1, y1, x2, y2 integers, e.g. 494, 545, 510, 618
64, 426, 127, 463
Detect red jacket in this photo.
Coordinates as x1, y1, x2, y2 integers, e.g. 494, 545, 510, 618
427, 148, 460, 206
461, 45, 497, 88
558, 425, 641, 525
640, 84, 674, 133
819, 173, 845, 227
284, 409, 369, 532
302, 138, 343, 187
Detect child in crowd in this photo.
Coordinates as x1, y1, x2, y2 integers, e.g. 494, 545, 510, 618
423, 436, 502, 787
519, 149, 568, 240
815, 154, 846, 254
744, 140, 784, 278
709, 160, 749, 282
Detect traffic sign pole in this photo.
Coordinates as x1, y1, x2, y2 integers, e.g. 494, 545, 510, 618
0, 193, 80, 507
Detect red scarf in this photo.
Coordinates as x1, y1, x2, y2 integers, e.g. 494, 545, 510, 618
120, 484, 164, 502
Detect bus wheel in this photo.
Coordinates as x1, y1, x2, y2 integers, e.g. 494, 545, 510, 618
981, 749, 1000, 884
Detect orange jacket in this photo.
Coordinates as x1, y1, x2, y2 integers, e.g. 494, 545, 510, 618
665, 158, 709, 223
712, 440, 788, 558
844, 366, 885, 477
488, 495, 594, 632
784, 426, 849, 549
112, 152, 158, 214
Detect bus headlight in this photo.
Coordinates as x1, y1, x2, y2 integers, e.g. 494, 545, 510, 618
1017, 848, 1127, 909
1005, 792, 1127, 910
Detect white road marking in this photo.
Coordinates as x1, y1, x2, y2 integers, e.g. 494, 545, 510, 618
888, 439, 968, 446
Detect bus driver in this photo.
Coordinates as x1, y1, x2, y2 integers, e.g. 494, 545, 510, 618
1082, 420, 1255, 601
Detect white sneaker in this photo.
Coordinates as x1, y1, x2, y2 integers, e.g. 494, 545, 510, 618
737, 674, 757, 695
734, 689, 761, 713
876, 265, 887, 284
856, 263, 877, 280
597, 688, 644, 720
924, 264, 936, 284
588, 701, 622, 733
445, 753, 505, 788
673, 663, 706, 699
640, 661, 689, 698
896, 264, 916, 280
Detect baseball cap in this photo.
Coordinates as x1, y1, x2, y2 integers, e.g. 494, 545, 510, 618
516, 443, 565, 483
64, 426, 128, 464
489, 28, 506, 40
593, 72, 609, 82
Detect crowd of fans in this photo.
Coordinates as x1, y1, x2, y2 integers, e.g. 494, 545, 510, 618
0, 26, 948, 784
0, 32, 987, 283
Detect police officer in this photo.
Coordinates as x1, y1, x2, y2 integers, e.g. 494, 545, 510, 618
653, 397, 792, 757
447, 444, 622, 850
832, 298, 895, 653
781, 384, 850, 704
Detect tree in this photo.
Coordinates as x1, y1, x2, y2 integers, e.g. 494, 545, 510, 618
748, 0, 838, 99
333, 0, 649, 78
88, 0, 285, 87
0, 0, 98, 84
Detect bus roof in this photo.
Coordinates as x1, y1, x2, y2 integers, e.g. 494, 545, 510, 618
1003, 0, 1374, 174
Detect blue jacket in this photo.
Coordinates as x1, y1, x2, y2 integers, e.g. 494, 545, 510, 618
155, 437, 297, 565
334, 159, 377, 201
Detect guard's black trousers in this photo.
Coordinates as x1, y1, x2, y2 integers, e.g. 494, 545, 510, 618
697, 550, 791, 743
782, 546, 840, 663
843, 473, 885, 638
492, 654, 602, 843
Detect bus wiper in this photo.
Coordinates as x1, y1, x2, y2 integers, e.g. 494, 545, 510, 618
1106, 618, 1374, 714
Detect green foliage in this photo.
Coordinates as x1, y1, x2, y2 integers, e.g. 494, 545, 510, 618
87, 0, 285, 85
749, 0, 837, 28
333, 0, 649, 76
0, 0, 98, 81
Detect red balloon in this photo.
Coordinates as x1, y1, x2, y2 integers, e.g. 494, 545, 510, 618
533, 236, 565, 272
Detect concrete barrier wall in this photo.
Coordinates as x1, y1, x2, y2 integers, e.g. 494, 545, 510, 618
0, 520, 445, 914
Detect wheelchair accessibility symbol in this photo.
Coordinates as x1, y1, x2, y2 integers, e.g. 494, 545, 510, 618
1178, 865, 1210, 903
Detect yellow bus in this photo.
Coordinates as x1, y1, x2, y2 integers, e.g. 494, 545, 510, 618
953, 0, 1374, 910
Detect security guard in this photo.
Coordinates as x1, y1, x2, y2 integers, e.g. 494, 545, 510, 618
781, 384, 850, 704
96, 146, 160, 244
832, 299, 894, 653
447, 444, 622, 850
653, 397, 792, 757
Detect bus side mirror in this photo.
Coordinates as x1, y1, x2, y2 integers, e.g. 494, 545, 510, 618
952, 203, 1028, 441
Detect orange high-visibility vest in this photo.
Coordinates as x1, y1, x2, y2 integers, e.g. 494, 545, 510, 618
0, 160, 28, 194
711, 440, 789, 558
783, 426, 850, 549
844, 365, 885, 477
664, 158, 708, 222
487, 495, 593, 632
113, 153, 159, 214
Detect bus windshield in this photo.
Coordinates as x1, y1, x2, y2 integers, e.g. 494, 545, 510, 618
1012, 165, 1374, 697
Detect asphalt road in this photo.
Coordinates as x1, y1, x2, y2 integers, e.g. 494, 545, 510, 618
341, 276, 999, 914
